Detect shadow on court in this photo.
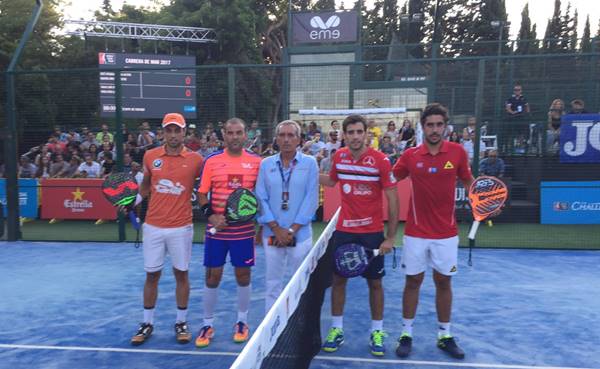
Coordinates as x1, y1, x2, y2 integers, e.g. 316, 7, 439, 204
0, 242, 598, 369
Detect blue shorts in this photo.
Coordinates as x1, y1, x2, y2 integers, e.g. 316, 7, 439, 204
204, 237, 255, 268
333, 230, 385, 280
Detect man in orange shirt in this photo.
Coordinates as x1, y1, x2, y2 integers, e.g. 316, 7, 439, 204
130, 113, 204, 346
195, 117, 262, 348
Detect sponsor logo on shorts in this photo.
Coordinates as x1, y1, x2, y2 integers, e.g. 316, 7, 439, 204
342, 217, 373, 227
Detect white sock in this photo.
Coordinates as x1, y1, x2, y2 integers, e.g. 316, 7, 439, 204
371, 320, 383, 332
331, 315, 343, 329
438, 321, 451, 338
237, 285, 251, 323
143, 308, 155, 325
203, 286, 218, 327
176, 307, 187, 323
402, 318, 414, 336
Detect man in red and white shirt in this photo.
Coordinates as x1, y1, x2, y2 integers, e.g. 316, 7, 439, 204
320, 114, 399, 357
392, 103, 474, 359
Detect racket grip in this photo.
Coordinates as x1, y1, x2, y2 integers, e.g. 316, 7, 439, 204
129, 210, 140, 231
208, 227, 217, 235
373, 249, 380, 257
468, 220, 481, 240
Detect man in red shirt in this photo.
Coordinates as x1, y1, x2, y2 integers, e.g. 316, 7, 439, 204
392, 103, 474, 359
320, 114, 399, 357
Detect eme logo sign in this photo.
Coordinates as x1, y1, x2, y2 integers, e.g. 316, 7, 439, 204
560, 114, 600, 163
309, 15, 341, 40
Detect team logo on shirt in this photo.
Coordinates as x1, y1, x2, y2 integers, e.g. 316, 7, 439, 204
363, 156, 375, 166
416, 162, 424, 168
342, 183, 352, 194
428, 167, 438, 173
228, 174, 243, 189
152, 159, 163, 169
444, 161, 454, 169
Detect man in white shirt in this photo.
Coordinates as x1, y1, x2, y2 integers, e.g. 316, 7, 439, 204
76, 153, 101, 178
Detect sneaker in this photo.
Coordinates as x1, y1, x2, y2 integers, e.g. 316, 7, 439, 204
131, 323, 153, 346
369, 330, 387, 356
395, 334, 412, 358
174, 322, 191, 344
322, 327, 344, 353
437, 335, 465, 359
195, 325, 214, 348
233, 322, 249, 343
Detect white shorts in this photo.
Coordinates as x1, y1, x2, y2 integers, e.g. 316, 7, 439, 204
142, 223, 194, 273
401, 235, 459, 276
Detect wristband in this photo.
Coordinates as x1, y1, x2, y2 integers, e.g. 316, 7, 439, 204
288, 227, 295, 235
134, 194, 143, 207
200, 203, 213, 217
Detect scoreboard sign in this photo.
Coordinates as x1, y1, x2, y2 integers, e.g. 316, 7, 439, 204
99, 53, 197, 118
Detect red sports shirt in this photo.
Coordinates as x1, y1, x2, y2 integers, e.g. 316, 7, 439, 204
330, 147, 397, 233
143, 146, 204, 228
393, 141, 472, 239
198, 149, 261, 240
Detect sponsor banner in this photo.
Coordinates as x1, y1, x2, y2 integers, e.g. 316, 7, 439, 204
40, 179, 117, 220
0, 179, 39, 218
292, 11, 358, 45
560, 114, 600, 163
541, 181, 600, 224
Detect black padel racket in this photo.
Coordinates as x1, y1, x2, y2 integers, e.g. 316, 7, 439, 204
102, 172, 141, 230
208, 188, 258, 235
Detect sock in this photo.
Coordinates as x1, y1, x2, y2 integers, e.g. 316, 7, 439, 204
402, 318, 414, 336
371, 320, 383, 332
176, 306, 188, 323
331, 315, 343, 329
203, 286, 218, 327
438, 321, 451, 338
237, 285, 251, 323
143, 307, 155, 325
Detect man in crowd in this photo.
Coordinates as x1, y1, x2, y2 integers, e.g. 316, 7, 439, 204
479, 149, 505, 178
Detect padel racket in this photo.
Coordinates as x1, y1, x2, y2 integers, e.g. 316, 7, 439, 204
208, 188, 258, 235
102, 172, 141, 230
467, 176, 508, 264
334, 243, 381, 278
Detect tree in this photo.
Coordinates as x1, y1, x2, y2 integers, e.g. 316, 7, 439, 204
313, 0, 336, 11
580, 15, 591, 53
515, 3, 533, 55
543, 0, 562, 52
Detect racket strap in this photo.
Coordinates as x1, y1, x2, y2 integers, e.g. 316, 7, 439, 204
391, 247, 397, 270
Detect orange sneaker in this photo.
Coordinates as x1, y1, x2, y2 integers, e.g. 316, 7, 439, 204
233, 321, 249, 343
195, 325, 214, 348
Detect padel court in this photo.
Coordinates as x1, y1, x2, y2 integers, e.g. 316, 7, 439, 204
0, 241, 598, 369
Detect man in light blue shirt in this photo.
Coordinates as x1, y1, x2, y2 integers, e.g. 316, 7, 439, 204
256, 120, 319, 311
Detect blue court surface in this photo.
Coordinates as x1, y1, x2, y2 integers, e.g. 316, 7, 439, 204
0, 241, 598, 369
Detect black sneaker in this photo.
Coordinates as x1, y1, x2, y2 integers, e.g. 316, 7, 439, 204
437, 336, 465, 359
175, 322, 192, 344
395, 334, 412, 358
131, 323, 153, 346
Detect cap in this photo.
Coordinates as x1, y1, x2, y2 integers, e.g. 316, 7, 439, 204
162, 113, 186, 128
189, 124, 196, 129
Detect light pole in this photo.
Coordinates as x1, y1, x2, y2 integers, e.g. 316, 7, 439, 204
491, 20, 510, 120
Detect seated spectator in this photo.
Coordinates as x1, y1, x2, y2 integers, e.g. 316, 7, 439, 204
186, 123, 197, 137
380, 135, 398, 164
53, 126, 68, 142
384, 121, 398, 142
81, 131, 100, 151
49, 154, 70, 178
304, 131, 326, 156
306, 121, 322, 141
547, 99, 565, 154
448, 131, 461, 143
122, 153, 133, 173
35, 156, 52, 178
63, 156, 81, 178
463, 116, 477, 138
461, 130, 475, 163
67, 128, 81, 143
96, 123, 114, 143
398, 119, 416, 152
131, 161, 143, 185
479, 149, 505, 178
137, 121, 156, 150
76, 153, 102, 178
443, 121, 454, 140
330, 120, 341, 137
366, 130, 379, 150
0, 160, 4, 178
18, 156, 37, 178
97, 142, 115, 162
324, 130, 341, 156
88, 143, 99, 161
34, 144, 52, 168
47, 136, 67, 155
101, 151, 115, 177
319, 149, 335, 174
367, 119, 382, 143
568, 99, 589, 114
155, 127, 164, 145
246, 120, 262, 149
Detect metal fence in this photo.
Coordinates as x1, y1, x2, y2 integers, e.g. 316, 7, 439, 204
2, 47, 600, 248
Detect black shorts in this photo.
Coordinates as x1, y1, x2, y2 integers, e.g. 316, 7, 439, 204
332, 230, 385, 280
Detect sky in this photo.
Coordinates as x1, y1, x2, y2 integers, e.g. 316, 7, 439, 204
61, 0, 599, 38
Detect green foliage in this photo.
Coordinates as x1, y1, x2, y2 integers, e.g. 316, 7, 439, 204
580, 16, 591, 53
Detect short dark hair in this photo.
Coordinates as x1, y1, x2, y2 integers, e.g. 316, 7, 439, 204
420, 103, 449, 125
224, 117, 246, 130
342, 114, 367, 133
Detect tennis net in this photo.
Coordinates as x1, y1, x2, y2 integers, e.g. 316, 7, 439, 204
230, 209, 340, 369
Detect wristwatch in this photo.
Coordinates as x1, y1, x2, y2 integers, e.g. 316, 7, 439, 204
288, 227, 295, 234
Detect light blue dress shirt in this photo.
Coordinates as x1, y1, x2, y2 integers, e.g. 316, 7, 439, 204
256, 151, 319, 243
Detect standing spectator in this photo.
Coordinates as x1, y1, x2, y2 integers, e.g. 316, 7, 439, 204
306, 121, 322, 141
479, 149, 505, 178
463, 116, 477, 138
35, 156, 52, 178
18, 156, 37, 178
130, 161, 143, 185
255, 120, 319, 312
155, 127, 165, 145
49, 154, 70, 178
384, 121, 399, 142
398, 119, 416, 152
367, 119, 382, 144
505, 84, 530, 151
76, 153, 101, 178
246, 120, 262, 149
304, 132, 326, 156
461, 130, 474, 163
96, 123, 114, 143
568, 99, 588, 114
546, 99, 565, 154
319, 148, 335, 173
367, 131, 379, 150
505, 84, 530, 116
380, 135, 398, 163
330, 120, 341, 137
324, 130, 342, 156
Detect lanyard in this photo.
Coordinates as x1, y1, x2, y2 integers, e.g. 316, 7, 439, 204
277, 157, 296, 209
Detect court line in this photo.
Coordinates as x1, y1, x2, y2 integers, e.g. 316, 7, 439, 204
314, 355, 594, 369
0, 344, 593, 369
0, 343, 238, 357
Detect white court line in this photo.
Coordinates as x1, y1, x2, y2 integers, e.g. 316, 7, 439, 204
0, 344, 593, 369
314, 355, 594, 369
